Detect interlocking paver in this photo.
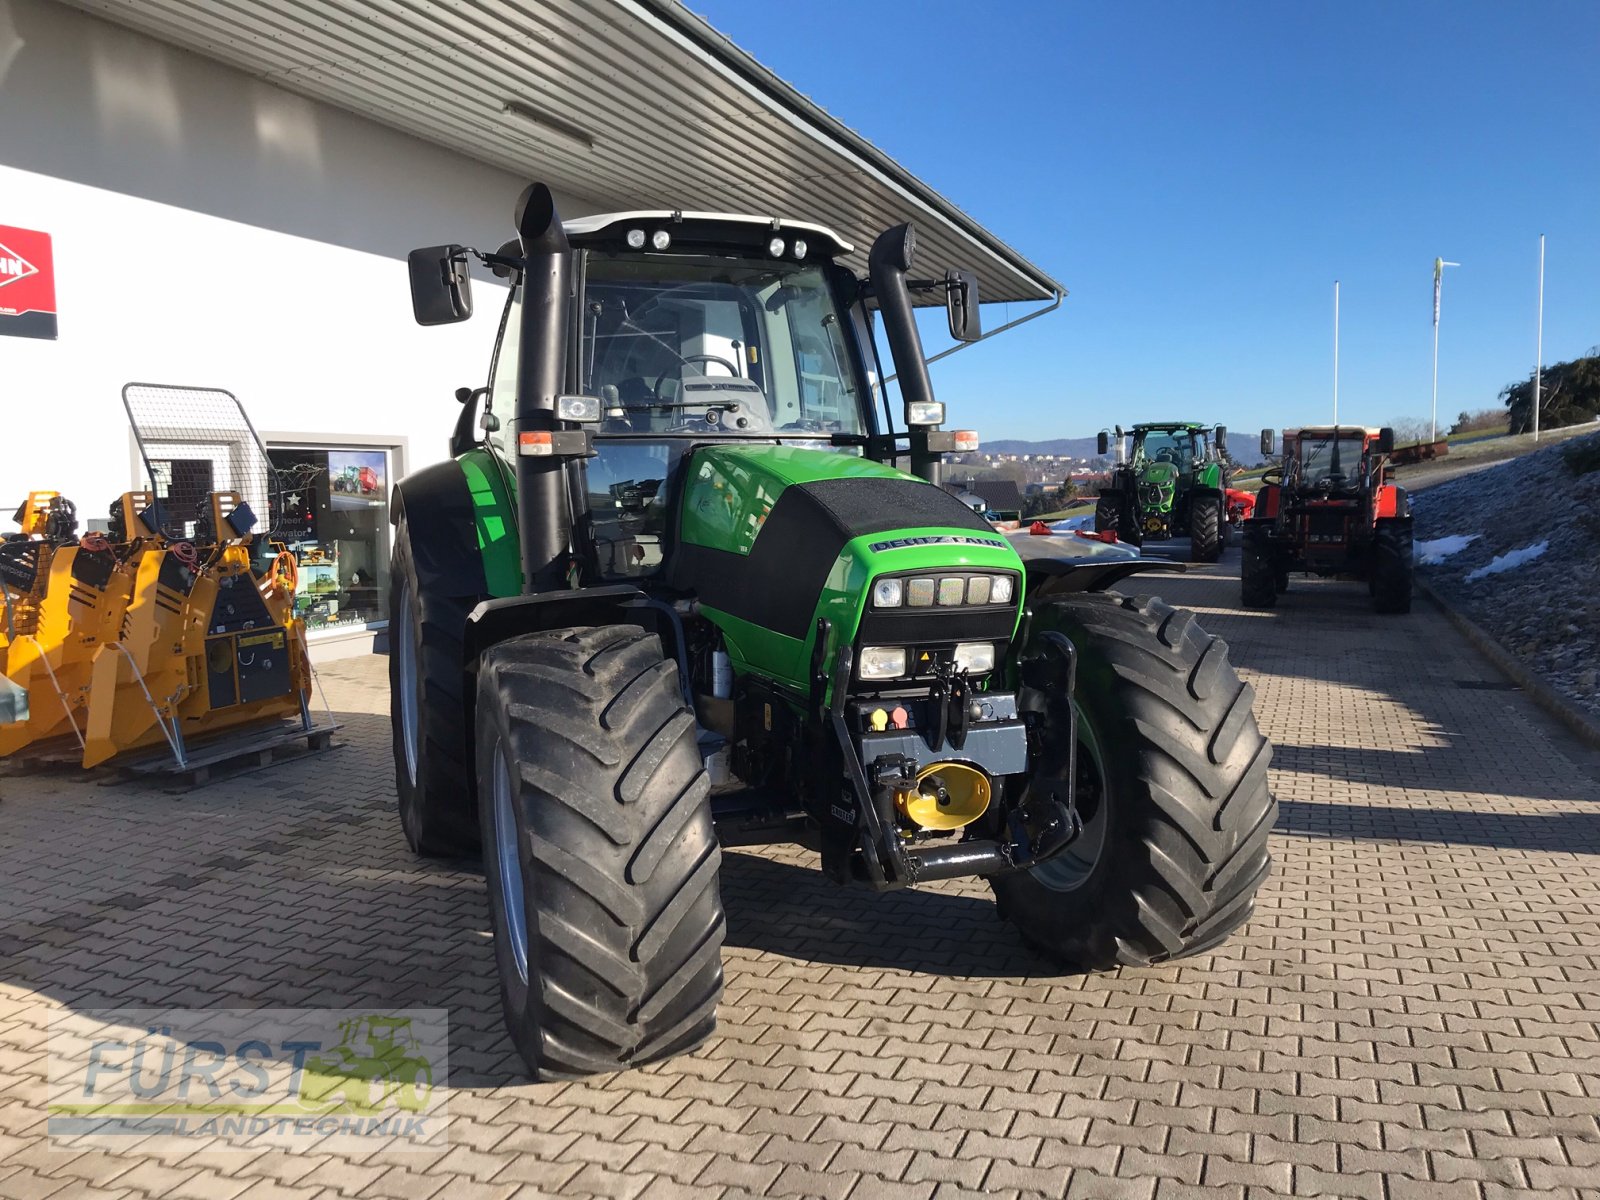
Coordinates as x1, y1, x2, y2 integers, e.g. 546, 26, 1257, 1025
4, 558, 1600, 1198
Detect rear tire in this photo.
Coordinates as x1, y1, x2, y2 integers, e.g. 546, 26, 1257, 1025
390, 513, 479, 859
1190, 493, 1222, 563
476, 626, 725, 1079
992, 594, 1275, 969
1371, 519, 1413, 614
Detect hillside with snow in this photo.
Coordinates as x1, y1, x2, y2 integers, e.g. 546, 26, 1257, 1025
1413, 430, 1600, 720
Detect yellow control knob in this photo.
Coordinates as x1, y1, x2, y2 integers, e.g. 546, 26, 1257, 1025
869, 708, 889, 732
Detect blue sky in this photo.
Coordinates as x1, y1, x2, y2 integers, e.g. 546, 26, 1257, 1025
692, 0, 1600, 443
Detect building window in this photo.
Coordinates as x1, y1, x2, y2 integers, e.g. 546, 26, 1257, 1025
266, 446, 393, 633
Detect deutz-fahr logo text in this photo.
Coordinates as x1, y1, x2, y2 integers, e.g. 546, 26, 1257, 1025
869, 535, 1007, 553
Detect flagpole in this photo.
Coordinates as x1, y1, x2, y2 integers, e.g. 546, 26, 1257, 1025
1333, 280, 1340, 427
1534, 234, 1544, 442
1431, 258, 1460, 442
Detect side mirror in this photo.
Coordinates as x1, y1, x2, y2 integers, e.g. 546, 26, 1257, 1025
1096, 430, 1110, 457
1377, 427, 1396, 454
408, 245, 473, 326
1214, 425, 1228, 452
1259, 428, 1276, 456
945, 270, 981, 342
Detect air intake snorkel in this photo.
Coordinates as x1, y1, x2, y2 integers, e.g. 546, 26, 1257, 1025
868, 223, 941, 482
512, 183, 575, 593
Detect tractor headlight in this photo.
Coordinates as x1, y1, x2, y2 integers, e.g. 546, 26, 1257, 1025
966, 576, 992, 605
937, 578, 966, 606
953, 642, 996, 673
872, 578, 904, 608
990, 575, 1015, 604
768, 236, 786, 258
625, 228, 646, 249
650, 229, 672, 251
906, 578, 936, 607
859, 646, 908, 680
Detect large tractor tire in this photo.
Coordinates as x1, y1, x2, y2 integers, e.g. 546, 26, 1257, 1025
1189, 492, 1223, 563
391, 513, 479, 859
1371, 519, 1413, 614
1095, 490, 1141, 546
993, 593, 1275, 969
475, 626, 725, 1079
1240, 528, 1277, 609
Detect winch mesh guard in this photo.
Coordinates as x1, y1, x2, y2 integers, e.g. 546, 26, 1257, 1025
120, 382, 293, 543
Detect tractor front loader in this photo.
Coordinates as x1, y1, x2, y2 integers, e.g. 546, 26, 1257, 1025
393, 184, 1276, 1079
1093, 422, 1232, 561
1241, 425, 1413, 613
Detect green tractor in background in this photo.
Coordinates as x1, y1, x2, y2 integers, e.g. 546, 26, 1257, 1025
395, 184, 1275, 1080
1094, 422, 1231, 561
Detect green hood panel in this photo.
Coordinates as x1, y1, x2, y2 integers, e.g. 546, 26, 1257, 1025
675, 445, 1025, 691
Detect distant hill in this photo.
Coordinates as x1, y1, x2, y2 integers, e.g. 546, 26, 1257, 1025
980, 437, 1100, 459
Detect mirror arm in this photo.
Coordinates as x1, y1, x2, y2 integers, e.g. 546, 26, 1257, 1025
886, 287, 1065, 381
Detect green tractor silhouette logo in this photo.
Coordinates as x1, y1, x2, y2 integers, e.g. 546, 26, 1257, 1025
297, 1016, 434, 1116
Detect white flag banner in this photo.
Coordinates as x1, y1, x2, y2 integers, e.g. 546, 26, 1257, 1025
1433, 258, 1442, 326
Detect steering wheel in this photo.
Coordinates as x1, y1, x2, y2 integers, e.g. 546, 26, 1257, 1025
1155, 448, 1179, 465
652, 354, 741, 401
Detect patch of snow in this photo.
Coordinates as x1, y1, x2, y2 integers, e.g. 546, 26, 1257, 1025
1464, 540, 1549, 583
1414, 533, 1479, 565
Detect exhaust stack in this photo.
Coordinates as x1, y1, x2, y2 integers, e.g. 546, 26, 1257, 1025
512, 184, 575, 593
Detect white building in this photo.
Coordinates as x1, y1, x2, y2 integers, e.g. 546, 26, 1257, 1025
1, 0, 1059, 654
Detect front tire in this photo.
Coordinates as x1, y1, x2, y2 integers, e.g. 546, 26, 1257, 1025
390, 513, 479, 858
476, 626, 725, 1079
1240, 526, 1277, 609
993, 594, 1275, 969
1189, 492, 1222, 563
1371, 519, 1413, 614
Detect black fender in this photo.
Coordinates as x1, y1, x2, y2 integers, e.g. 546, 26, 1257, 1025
390, 461, 489, 601
464, 586, 652, 663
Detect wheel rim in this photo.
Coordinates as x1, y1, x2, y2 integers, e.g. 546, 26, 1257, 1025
491, 744, 530, 986
396, 578, 419, 786
1027, 701, 1112, 892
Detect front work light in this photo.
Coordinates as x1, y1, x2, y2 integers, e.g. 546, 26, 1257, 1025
767, 236, 786, 258
651, 229, 672, 251
859, 646, 908, 680
626, 228, 646, 249
872, 578, 904, 608
990, 575, 1015, 604
906, 401, 945, 426
792, 238, 808, 259
953, 643, 996, 673
555, 394, 601, 423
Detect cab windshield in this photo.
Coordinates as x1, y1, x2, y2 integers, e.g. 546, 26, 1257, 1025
581, 253, 869, 438
1135, 430, 1193, 470
577, 252, 873, 580
1299, 435, 1367, 480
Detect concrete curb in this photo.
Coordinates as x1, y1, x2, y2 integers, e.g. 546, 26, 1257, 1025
1415, 574, 1600, 751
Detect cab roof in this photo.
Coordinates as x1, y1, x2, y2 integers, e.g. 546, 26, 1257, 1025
564, 210, 854, 258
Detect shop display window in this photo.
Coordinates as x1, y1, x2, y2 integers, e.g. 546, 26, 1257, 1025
266, 447, 392, 632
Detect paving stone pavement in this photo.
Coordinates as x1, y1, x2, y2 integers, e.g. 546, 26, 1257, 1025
2, 551, 1600, 1199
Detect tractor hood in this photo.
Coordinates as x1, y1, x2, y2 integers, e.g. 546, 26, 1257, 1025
671, 445, 1024, 690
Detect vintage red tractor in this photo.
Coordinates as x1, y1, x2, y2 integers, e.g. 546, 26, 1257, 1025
1240, 425, 1414, 613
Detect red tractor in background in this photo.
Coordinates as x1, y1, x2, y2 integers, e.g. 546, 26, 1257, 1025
1240, 425, 1415, 613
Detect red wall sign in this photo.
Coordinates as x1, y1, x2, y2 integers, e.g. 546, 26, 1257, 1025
0, 225, 57, 340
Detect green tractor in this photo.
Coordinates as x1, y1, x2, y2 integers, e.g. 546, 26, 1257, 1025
1094, 423, 1231, 561
394, 184, 1276, 1080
